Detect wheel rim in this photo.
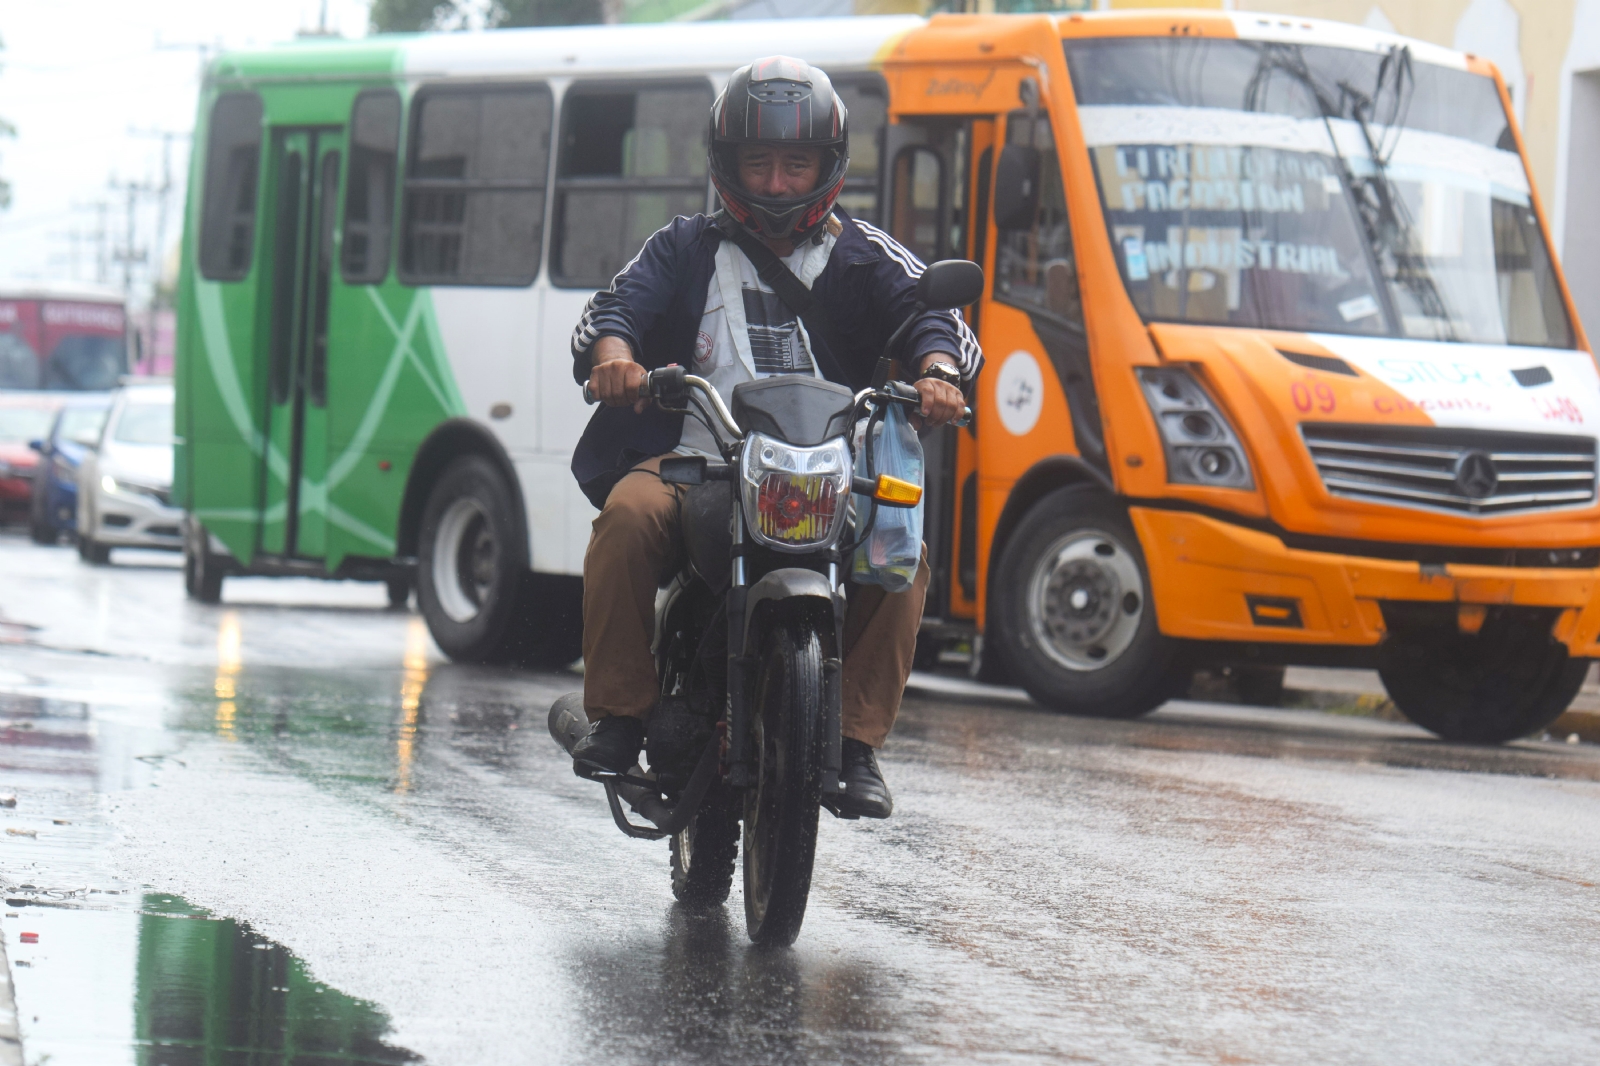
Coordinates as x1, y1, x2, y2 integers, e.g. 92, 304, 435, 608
432, 497, 497, 623
1025, 529, 1145, 672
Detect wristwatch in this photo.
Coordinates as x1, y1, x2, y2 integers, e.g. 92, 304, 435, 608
917, 361, 963, 388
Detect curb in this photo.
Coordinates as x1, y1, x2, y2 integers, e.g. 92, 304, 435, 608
0, 934, 21, 1066
907, 668, 1600, 743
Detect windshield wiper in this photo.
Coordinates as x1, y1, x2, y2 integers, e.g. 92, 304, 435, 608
1244, 43, 1455, 339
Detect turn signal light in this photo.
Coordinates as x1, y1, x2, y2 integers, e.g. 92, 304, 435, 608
873, 474, 922, 506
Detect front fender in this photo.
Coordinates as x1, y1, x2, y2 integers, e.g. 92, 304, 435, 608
743, 567, 838, 648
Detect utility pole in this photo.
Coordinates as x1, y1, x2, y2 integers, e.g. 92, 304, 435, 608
107, 176, 154, 302
129, 127, 191, 308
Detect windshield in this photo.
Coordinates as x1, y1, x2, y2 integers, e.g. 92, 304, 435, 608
112, 401, 173, 445
1065, 38, 1574, 348
46, 333, 127, 390
0, 407, 55, 443
58, 406, 108, 444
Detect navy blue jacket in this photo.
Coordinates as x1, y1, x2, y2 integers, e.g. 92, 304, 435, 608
568, 208, 983, 508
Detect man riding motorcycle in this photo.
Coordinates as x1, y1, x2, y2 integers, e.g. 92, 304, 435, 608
568, 56, 982, 819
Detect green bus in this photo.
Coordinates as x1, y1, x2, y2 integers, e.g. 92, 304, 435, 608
175, 18, 905, 665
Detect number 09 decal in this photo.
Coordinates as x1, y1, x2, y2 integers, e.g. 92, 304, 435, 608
1291, 380, 1337, 414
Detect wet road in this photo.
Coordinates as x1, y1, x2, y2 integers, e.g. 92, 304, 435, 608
3, 532, 1600, 1064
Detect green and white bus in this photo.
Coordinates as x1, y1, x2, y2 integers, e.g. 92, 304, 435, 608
175, 17, 908, 664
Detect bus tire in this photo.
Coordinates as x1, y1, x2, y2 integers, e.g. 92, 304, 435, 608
417, 455, 525, 664
78, 535, 112, 566
990, 487, 1186, 718
184, 518, 225, 603
1378, 621, 1589, 744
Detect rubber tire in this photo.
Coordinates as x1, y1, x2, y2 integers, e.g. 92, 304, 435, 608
990, 487, 1188, 718
1379, 623, 1590, 744
742, 615, 826, 946
78, 535, 111, 565
28, 477, 56, 545
386, 576, 411, 610
500, 572, 584, 669
670, 787, 739, 907
417, 455, 526, 664
1236, 666, 1287, 707
184, 519, 225, 604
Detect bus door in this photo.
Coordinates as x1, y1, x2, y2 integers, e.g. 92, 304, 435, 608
259, 127, 343, 560
883, 116, 995, 622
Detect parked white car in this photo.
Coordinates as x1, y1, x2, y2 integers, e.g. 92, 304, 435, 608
77, 380, 181, 563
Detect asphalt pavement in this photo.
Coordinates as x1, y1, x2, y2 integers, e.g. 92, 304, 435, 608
2, 531, 1600, 1065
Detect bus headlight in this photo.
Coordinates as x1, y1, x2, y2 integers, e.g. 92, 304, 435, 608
1136, 368, 1254, 490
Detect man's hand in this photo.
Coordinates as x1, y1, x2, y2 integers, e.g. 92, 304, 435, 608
910, 353, 965, 430
590, 336, 649, 413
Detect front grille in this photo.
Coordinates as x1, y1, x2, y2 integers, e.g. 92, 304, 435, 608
1301, 423, 1596, 515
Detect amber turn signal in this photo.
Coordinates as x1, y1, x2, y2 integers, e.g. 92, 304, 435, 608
873, 474, 922, 506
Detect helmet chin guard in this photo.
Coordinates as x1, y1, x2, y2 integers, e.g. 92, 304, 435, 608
709, 56, 850, 244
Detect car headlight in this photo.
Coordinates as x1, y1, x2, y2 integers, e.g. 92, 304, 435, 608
740, 433, 851, 551
101, 474, 168, 500
1136, 367, 1254, 490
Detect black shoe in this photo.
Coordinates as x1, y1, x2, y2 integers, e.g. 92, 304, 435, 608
833, 738, 893, 819
571, 715, 645, 780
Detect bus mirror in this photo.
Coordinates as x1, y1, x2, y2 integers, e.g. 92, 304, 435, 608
993, 144, 1040, 230
916, 259, 985, 311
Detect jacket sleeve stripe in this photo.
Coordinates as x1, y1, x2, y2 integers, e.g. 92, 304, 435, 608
855, 220, 983, 386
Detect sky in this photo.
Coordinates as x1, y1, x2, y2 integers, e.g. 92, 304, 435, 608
0, 0, 375, 305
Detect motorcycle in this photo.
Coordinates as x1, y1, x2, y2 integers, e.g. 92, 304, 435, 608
550, 259, 984, 945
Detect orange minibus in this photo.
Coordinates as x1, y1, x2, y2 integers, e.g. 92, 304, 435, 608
884, 11, 1594, 743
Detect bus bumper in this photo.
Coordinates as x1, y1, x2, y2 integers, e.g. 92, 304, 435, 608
1130, 508, 1600, 656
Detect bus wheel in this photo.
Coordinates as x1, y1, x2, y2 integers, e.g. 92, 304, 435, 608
1378, 618, 1589, 744
991, 487, 1186, 718
417, 455, 524, 664
184, 517, 225, 603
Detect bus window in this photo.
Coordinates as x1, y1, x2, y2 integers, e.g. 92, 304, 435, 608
891, 147, 943, 264
400, 84, 552, 286
343, 90, 401, 284
833, 75, 887, 224
552, 82, 712, 288
198, 92, 264, 282
0, 334, 38, 389
995, 112, 1082, 328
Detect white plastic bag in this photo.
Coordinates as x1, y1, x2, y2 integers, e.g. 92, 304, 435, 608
851, 403, 923, 593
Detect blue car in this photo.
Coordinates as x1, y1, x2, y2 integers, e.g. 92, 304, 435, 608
29, 396, 111, 544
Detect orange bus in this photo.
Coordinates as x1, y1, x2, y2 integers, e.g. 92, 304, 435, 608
884, 12, 1593, 743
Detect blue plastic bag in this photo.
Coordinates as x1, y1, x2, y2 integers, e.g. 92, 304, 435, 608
851, 403, 923, 593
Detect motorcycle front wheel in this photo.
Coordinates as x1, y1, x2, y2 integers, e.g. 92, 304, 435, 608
742, 615, 827, 946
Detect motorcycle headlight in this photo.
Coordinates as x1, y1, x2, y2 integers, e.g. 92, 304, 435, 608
741, 433, 850, 551
1136, 367, 1254, 490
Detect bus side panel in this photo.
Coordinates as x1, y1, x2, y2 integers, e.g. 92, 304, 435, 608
323, 284, 467, 570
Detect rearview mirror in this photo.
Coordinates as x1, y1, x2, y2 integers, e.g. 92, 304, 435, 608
992, 144, 1040, 230
27, 439, 44, 453
915, 259, 985, 311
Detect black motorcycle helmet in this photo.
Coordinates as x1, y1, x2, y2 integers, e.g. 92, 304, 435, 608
709, 56, 849, 243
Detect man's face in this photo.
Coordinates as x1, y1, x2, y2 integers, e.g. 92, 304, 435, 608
737, 144, 823, 198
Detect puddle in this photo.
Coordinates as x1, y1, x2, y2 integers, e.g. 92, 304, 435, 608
3, 893, 418, 1066
0, 675, 419, 1065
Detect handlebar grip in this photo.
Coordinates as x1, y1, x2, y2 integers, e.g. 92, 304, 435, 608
581, 374, 653, 405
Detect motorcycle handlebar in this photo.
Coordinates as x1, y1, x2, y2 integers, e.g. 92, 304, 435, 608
582, 369, 969, 429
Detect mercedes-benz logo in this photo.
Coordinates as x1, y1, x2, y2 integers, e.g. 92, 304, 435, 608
1454, 450, 1499, 499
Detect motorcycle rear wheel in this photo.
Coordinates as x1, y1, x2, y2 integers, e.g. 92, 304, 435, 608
742, 617, 826, 946
670, 786, 739, 907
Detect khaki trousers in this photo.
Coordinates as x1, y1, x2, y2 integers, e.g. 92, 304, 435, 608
581, 455, 929, 748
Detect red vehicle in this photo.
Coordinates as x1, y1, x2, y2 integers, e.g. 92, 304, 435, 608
0, 283, 128, 392
0, 394, 64, 519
